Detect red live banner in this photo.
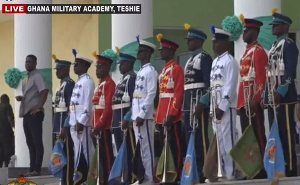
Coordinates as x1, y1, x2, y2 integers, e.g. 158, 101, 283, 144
2, 4, 27, 14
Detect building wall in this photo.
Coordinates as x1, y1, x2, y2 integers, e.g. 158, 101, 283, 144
283, 0, 300, 30
98, 0, 299, 57
98, 0, 112, 53
99, 0, 234, 56
52, 13, 99, 91
0, 13, 98, 111
0, 20, 14, 107
153, 0, 234, 56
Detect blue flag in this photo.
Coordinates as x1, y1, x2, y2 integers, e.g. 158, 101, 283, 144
49, 141, 67, 178
108, 135, 128, 185
180, 131, 199, 185
264, 120, 285, 180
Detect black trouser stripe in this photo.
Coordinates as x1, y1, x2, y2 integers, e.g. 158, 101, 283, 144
145, 120, 154, 177
229, 108, 235, 176
85, 128, 90, 168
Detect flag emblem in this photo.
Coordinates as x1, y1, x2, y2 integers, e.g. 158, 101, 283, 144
52, 158, 62, 166
184, 155, 192, 177
244, 145, 260, 163
181, 131, 199, 185
266, 139, 276, 163
263, 121, 285, 180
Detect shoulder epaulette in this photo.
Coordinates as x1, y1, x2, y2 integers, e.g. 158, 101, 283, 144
128, 71, 137, 77
227, 53, 234, 61
255, 45, 264, 51
286, 37, 294, 43
201, 50, 210, 56
85, 74, 91, 79
149, 65, 156, 71
66, 77, 75, 83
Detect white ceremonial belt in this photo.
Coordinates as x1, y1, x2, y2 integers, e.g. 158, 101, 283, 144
112, 103, 131, 110
184, 83, 205, 90
94, 105, 105, 110
133, 92, 146, 98
70, 125, 91, 131
267, 71, 284, 77
54, 107, 68, 112
70, 126, 75, 132
241, 76, 255, 82
69, 105, 84, 111
70, 126, 79, 132
159, 93, 174, 98
210, 80, 225, 87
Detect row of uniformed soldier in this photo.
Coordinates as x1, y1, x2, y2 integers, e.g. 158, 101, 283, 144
51, 10, 299, 185
53, 52, 96, 185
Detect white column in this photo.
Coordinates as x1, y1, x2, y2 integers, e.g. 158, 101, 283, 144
111, 0, 153, 82
234, 0, 281, 138
14, 0, 52, 167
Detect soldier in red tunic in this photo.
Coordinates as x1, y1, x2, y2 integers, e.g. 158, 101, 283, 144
91, 50, 117, 185
155, 34, 185, 183
236, 16, 268, 177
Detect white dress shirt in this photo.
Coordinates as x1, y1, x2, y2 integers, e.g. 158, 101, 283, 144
210, 52, 239, 112
131, 63, 158, 120
69, 73, 95, 126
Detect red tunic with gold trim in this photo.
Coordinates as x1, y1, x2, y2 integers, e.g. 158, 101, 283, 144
155, 59, 184, 124
237, 41, 268, 109
92, 76, 116, 129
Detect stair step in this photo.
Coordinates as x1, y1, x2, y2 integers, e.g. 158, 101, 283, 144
8, 175, 59, 185
41, 176, 300, 185
206, 176, 300, 185
7, 167, 51, 178
42, 177, 300, 185
0, 167, 55, 185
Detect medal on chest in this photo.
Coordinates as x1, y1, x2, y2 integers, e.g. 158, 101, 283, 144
56, 81, 67, 108
167, 78, 174, 89
241, 47, 256, 80
97, 81, 106, 106
122, 75, 131, 102
162, 66, 174, 89
269, 39, 285, 71
122, 92, 130, 102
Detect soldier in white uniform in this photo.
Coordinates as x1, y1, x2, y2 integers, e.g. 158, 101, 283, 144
203, 27, 239, 180
131, 37, 158, 184
69, 50, 95, 184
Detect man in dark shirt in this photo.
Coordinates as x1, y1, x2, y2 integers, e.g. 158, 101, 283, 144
16, 55, 48, 176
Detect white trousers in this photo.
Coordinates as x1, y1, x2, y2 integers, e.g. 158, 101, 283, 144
133, 120, 155, 182
71, 126, 94, 168
212, 108, 237, 180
